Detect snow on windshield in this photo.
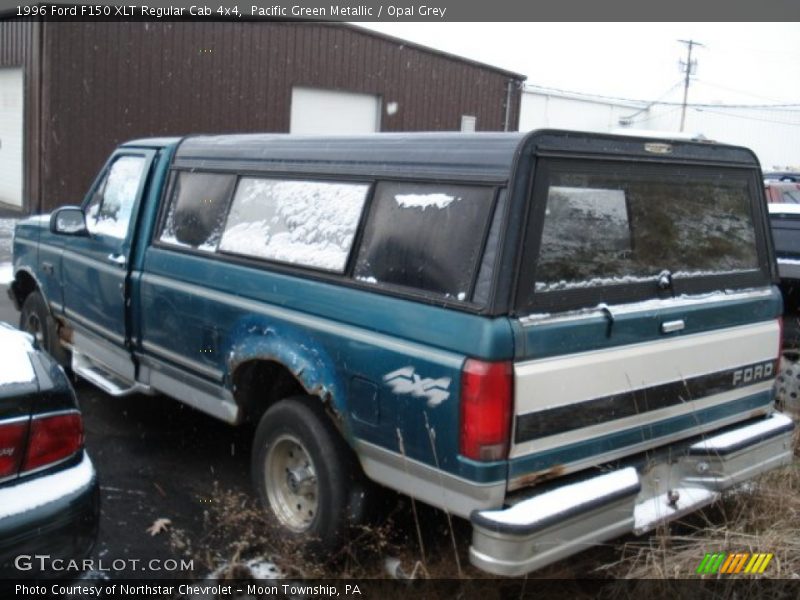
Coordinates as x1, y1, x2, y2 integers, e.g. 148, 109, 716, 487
86, 156, 146, 239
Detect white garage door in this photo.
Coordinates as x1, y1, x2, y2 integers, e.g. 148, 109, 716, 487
0, 68, 23, 208
290, 87, 381, 135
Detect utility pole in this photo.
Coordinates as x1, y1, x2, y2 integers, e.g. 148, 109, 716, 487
678, 39, 703, 132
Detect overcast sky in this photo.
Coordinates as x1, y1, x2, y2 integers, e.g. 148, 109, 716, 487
359, 23, 800, 106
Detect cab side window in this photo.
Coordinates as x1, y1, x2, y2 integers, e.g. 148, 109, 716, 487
159, 172, 237, 252
85, 155, 147, 239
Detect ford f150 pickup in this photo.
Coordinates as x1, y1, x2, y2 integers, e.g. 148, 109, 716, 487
9, 130, 795, 575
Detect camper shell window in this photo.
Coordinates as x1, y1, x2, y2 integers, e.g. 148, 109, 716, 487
354, 181, 496, 300
218, 178, 369, 273
518, 159, 770, 312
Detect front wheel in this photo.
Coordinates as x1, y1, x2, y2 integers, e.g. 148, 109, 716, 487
251, 396, 363, 554
20, 290, 70, 366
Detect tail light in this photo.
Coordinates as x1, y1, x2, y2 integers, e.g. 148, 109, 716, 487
460, 359, 513, 461
22, 412, 84, 473
0, 420, 29, 479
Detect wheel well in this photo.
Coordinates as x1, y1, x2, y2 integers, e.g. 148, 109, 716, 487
233, 360, 308, 426
10, 270, 36, 310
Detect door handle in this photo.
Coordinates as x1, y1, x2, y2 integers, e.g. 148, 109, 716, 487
661, 319, 685, 334
107, 253, 127, 267
41, 261, 54, 275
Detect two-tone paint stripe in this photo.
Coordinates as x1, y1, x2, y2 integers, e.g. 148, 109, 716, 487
514, 359, 777, 443
696, 552, 773, 574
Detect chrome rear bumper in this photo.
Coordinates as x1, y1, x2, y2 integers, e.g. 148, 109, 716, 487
470, 413, 795, 577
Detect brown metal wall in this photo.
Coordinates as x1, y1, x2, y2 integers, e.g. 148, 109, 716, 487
40, 21, 522, 212
0, 19, 41, 213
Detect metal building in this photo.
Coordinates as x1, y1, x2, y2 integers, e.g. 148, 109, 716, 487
0, 20, 525, 213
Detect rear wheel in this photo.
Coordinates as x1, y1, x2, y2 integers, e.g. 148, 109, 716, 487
252, 396, 365, 553
775, 356, 800, 413
20, 290, 70, 366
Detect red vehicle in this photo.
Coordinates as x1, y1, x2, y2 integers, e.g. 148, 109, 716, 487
765, 180, 800, 204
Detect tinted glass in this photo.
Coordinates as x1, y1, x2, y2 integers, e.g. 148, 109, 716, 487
159, 172, 236, 252
530, 161, 761, 297
218, 178, 369, 272
770, 213, 800, 258
86, 155, 147, 238
780, 188, 800, 204
355, 182, 494, 300
473, 190, 507, 305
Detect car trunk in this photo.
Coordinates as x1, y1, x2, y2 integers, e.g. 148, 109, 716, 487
0, 330, 37, 483
505, 150, 780, 488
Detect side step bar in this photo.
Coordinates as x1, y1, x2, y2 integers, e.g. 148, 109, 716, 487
72, 350, 152, 397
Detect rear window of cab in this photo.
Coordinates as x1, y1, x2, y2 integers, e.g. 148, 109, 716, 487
156, 172, 501, 305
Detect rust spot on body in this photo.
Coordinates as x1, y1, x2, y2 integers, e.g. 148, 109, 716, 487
508, 463, 566, 492
56, 319, 74, 344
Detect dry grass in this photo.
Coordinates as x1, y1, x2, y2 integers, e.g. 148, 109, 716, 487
173, 419, 800, 588
599, 423, 800, 581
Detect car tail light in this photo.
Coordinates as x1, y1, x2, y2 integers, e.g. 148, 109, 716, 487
460, 359, 513, 461
0, 420, 29, 479
22, 412, 84, 473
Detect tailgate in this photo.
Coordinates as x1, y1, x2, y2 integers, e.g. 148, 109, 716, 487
508, 294, 780, 486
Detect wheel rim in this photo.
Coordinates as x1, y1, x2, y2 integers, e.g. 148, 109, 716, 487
264, 434, 319, 532
24, 311, 45, 347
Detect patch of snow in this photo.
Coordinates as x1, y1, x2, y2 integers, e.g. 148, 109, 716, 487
768, 203, 800, 216
0, 324, 35, 385
478, 467, 639, 527
159, 233, 216, 253
535, 268, 759, 293
395, 193, 459, 210
86, 156, 146, 239
778, 258, 800, 266
633, 486, 718, 533
245, 557, 283, 579
219, 179, 368, 272
671, 268, 758, 279
0, 218, 17, 257
690, 413, 794, 452
521, 288, 773, 325
357, 275, 377, 284
0, 455, 94, 519
0, 262, 13, 285
535, 274, 658, 292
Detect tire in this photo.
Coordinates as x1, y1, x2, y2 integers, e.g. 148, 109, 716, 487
251, 396, 363, 554
775, 356, 800, 413
20, 290, 71, 367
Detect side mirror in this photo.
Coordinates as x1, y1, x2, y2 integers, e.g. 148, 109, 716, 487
50, 206, 89, 236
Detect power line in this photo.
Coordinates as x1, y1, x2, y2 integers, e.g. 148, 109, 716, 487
692, 106, 800, 127
523, 83, 800, 110
627, 106, 683, 125
693, 78, 794, 105
619, 80, 685, 123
